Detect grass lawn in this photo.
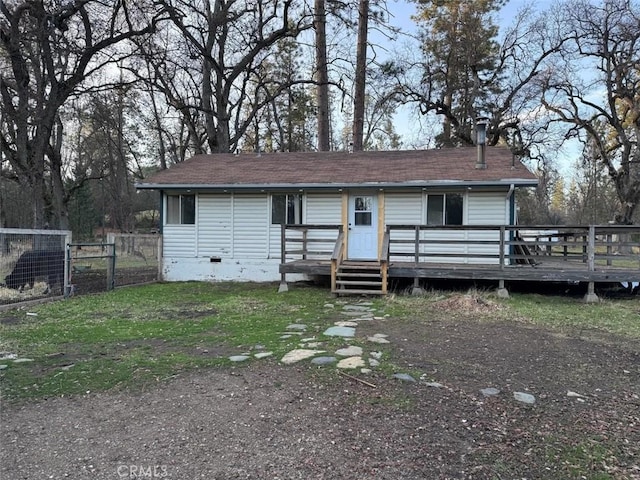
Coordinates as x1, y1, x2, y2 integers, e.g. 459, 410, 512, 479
1, 282, 639, 402
1, 282, 639, 479
0, 282, 345, 400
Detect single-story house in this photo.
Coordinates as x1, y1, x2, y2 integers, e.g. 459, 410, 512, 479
135, 146, 538, 286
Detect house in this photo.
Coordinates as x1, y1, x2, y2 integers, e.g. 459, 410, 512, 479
135, 146, 538, 291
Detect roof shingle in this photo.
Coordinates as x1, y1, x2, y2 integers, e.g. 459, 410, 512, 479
137, 147, 537, 189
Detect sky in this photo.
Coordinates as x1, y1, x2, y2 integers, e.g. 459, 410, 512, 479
379, 0, 578, 173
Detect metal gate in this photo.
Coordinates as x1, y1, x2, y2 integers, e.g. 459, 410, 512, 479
66, 243, 116, 296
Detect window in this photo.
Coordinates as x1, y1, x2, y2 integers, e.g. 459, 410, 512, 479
166, 194, 195, 224
427, 193, 463, 225
354, 196, 373, 226
271, 194, 303, 225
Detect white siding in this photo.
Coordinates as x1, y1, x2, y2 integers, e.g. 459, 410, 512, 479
198, 194, 232, 256
269, 193, 343, 258
465, 192, 507, 264
466, 192, 507, 225
233, 194, 269, 258
302, 193, 343, 260
306, 193, 342, 224
385, 192, 423, 224
421, 230, 466, 263
388, 192, 508, 264
269, 225, 283, 258
385, 192, 424, 262
163, 225, 196, 257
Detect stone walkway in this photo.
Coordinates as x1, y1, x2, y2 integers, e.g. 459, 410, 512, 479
226, 300, 545, 406
228, 301, 394, 376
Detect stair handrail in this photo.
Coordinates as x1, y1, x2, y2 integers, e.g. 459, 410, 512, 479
380, 228, 390, 294
330, 228, 345, 292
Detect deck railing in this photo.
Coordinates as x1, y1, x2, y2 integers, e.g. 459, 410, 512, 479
281, 223, 640, 272
384, 224, 640, 272
280, 224, 343, 260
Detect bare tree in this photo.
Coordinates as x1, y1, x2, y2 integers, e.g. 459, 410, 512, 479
0, 0, 162, 228
540, 0, 640, 224
351, 0, 369, 151
566, 136, 620, 224
143, 0, 312, 155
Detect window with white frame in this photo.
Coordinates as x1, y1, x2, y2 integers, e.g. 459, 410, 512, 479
426, 193, 463, 225
166, 194, 196, 224
271, 194, 303, 225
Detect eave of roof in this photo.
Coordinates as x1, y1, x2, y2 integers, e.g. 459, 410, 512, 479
135, 179, 538, 191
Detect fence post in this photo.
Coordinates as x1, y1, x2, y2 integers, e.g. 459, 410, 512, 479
64, 231, 73, 298
157, 235, 163, 281
64, 244, 72, 298
107, 243, 116, 290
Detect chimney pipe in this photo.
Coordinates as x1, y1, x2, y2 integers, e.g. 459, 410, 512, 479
475, 117, 489, 170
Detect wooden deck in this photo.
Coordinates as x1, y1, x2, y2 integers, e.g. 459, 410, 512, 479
280, 258, 640, 283
279, 224, 640, 295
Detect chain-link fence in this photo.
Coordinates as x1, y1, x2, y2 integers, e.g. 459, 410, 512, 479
0, 228, 71, 306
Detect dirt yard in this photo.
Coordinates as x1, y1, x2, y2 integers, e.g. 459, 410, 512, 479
1, 300, 639, 479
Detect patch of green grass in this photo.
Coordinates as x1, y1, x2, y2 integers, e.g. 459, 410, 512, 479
544, 436, 619, 480
3, 282, 639, 402
383, 288, 640, 339
505, 293, 640, 338
0, 282, 336, 401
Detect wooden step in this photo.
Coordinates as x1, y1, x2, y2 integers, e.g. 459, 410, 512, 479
334, 288, 386, 296
336, 280, 383, 287
336, 271, 381, 278
332, 260, 386, 296
341, 261, 380, 266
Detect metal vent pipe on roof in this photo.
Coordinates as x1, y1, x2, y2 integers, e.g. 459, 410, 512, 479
475, 117, 489, 170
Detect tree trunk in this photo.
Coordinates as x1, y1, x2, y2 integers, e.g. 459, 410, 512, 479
149, 88, 168, 170
352, 0, 369, 152
48, 116, 70, 229
315, 0, 330, 151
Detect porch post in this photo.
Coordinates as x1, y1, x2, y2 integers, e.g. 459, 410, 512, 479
584, 225, 598, 303
497, 279, 509, 299
496, 226, 509, 298
411, 225, 424, 295
278, 224, 288, 293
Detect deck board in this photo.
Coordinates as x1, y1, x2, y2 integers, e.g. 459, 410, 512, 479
280, 259, 640, 283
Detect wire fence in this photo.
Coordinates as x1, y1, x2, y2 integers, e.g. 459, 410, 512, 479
0, 228, 71, 306
0, 230, 161, 308
67, 243, 116, 296
107, 233, 161, 287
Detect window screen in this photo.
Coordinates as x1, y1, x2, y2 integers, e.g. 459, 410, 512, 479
272, 194, 303, 225
166, 194, 195, 225
427, 193, 463, 225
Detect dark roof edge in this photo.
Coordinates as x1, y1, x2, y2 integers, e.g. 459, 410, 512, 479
135, 180, 538, 191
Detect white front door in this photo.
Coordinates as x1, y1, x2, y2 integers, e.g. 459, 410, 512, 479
348, 194, 378, 260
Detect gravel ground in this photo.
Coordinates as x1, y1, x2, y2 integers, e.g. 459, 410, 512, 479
2, 304, 639, 479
